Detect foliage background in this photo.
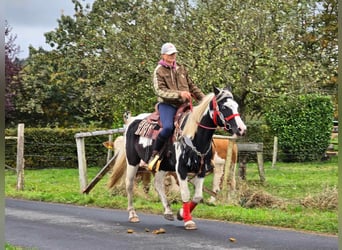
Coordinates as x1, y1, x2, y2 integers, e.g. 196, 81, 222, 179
5, 0, 338, 129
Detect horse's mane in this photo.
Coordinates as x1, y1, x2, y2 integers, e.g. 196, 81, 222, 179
182, 93, 215, 139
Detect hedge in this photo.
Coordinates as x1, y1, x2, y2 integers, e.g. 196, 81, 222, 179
264, 94, 333, 162
5, 127, 123, 169
7, 106, 329, 170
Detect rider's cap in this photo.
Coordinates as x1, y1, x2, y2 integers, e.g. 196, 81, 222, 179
161, 43, 178, 55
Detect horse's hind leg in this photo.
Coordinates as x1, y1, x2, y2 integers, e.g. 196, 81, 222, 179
126, 164, 139, 223
154, 170, 174, 221
192, 176, 204, 204
141, 171, 151, 194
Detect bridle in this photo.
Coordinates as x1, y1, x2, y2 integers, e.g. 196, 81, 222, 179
181, 94, 240, 175
197, 96, 240, 131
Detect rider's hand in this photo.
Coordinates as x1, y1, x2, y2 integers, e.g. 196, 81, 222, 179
180, 91, 191, 102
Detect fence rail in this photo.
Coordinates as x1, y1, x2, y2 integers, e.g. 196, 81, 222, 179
74, 128, 125, 192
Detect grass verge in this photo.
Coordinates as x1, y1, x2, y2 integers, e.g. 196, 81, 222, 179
5, 157, 337, 235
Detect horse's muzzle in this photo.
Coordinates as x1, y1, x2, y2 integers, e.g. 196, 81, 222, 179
238, 127, 246, 136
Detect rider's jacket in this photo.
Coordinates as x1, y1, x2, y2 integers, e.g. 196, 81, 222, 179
152, 62, 204, 107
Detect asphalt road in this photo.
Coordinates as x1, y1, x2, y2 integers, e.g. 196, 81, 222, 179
5, 198, 337, 250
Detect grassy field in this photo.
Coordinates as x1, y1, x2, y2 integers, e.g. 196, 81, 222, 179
5, 156, 338, 235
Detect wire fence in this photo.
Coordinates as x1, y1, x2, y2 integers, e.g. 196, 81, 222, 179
5, 138, 336, 170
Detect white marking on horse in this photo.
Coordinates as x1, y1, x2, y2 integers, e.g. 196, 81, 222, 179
138, 137, 153, 148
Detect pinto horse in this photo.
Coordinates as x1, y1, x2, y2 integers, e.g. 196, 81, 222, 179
107, 86, 246, 230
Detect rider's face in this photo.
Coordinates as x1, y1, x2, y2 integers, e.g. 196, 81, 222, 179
162, 53, 177, 65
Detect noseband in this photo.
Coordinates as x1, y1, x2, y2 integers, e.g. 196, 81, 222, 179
197, 96, 240, 131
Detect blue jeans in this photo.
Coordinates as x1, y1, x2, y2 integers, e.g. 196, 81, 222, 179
158, 103, 177, 138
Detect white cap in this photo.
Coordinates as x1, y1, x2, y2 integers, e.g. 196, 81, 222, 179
161, 43, 178, 55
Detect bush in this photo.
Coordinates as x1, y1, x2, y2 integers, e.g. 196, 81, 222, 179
264, 94, 333, 162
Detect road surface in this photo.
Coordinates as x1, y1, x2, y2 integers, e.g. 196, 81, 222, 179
5, 198, 337, 250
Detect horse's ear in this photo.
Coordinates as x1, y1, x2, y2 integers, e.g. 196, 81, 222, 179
224, 85, 232, 92
213, 86, 221, 95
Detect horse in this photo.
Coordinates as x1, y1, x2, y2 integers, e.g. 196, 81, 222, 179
105, 136, 238, 202
104, 136, 153, 193
104, 135, 180, 195
104, 111, 178, 194
107, 86, 246, 230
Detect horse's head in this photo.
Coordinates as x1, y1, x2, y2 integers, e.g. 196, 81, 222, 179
211, 86, 247, 137
123, 110, 132, 125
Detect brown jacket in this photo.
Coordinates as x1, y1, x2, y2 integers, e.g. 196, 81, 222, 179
152, 63, 204, 107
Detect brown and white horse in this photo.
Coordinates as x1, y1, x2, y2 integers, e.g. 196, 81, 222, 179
107, 86, 246, 230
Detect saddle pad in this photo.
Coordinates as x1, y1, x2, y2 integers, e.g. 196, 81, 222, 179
134, 119, 158, 138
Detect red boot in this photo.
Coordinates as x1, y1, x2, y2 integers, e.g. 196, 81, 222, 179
177, 201, 197, 221
181, 201, 197, 230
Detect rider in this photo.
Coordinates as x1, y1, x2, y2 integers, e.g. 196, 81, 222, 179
148, 42, 205, 171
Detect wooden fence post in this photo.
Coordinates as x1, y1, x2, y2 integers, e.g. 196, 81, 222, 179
221, 139, 236, 203
75, 137, 87, 192
257, 150, 265, 182
237, 143, 265, 183
16, 123, 25, 191
106, 134, 113, 163
272, 136, 278, 168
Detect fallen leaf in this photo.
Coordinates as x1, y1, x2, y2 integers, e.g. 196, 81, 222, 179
229, 237, 236, 243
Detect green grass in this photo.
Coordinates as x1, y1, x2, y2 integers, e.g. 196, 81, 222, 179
5, 157, 338, 235
5, 243, 37, 250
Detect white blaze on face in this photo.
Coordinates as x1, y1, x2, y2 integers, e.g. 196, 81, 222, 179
235, 116, 247, 135
224, 99, 247, 135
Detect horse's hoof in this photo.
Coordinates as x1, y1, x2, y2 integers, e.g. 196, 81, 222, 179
176, 208, 183, 221
184, 220, 197, 230
208, 196, 217, 205
164, 213, 174, 221
128, 209, 140, 223
129, 216, 140, 223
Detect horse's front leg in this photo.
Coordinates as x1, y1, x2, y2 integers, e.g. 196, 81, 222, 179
176, 175, 202, 230
126, 164, 139, 223
154, 170, 174, 221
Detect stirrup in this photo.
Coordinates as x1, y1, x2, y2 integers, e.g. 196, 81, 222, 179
148, 154, 160, 171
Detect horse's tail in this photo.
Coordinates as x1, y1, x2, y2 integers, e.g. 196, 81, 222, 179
107, 137, 127, 189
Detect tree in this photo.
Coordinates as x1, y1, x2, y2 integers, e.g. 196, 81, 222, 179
5, 21, 22, 126
316, 0, 338, 117
16, 0, 181, 127
179, 0, 328, 118
14, 0, 336, 128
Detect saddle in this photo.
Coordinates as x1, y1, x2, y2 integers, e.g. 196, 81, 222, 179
134, 103, 191, 141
